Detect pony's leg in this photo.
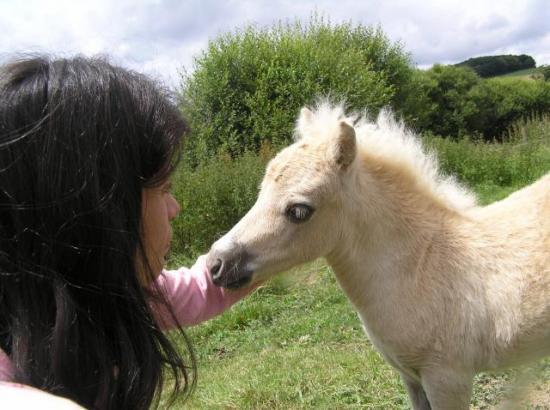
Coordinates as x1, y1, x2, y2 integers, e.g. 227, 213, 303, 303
401, 373, 431, 410
420, 368, 473, 410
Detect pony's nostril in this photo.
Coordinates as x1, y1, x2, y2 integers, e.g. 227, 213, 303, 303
211, 258, 223, 279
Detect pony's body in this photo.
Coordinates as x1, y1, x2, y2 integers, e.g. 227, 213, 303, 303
207, 103, 550, 409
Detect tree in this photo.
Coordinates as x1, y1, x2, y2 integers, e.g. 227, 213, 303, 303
455, 54, 536, 77
179, 16, 414, 163
408, 65, 480, 137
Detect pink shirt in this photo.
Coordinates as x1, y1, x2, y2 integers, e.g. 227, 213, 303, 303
154, 255, 253, 328
0, 255, 254, 407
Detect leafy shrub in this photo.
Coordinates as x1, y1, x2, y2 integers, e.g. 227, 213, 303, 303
539, 65, 550, 82
456, 54, 536, 78
179, 16, 413, 164
403, 65, 550, 140
465, 77, 550, 139
401, 64, 480, 137
170, 145, 273, 257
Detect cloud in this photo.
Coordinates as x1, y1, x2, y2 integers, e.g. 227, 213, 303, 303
369, 0, 550, 66
1, 0, 548, 88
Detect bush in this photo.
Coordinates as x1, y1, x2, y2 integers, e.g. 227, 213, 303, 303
170, 145, 273, 257
179, 16, 413, 164
456, 54, 536, 78
401, 64, 480, 137
403, 65, 550, 140
465, 77, 550, 139
539, 65, 550, 82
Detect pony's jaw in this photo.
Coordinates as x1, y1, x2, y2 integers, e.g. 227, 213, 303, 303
206, 138, 345, 288
206, 207, 339, 289
206, 232, 295, 289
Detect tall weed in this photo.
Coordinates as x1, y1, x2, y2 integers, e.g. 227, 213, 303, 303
424, 114, 550, 187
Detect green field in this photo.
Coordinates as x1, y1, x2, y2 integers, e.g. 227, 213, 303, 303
162, 182, 550, 409
498, 67, 540, 79
161, 111, 550, 408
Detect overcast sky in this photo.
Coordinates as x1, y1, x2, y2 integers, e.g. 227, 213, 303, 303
1, 0, 549, 88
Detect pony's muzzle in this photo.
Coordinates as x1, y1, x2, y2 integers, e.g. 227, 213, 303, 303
206, 247, 253, 289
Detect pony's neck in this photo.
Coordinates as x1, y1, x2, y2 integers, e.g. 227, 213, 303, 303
326, 155, 461, 305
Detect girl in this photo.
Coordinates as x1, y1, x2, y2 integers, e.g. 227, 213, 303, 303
0, 56, 254, 409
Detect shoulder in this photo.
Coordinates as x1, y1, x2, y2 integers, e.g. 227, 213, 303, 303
0, 382, 85, 409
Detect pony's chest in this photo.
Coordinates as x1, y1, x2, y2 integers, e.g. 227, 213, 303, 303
357, 312, 420, 378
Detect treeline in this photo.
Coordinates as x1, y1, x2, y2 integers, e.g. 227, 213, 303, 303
173, 18, 550, 257
179, 18, 550, 164
401, 64, 550, 138
455, 54, 536, 78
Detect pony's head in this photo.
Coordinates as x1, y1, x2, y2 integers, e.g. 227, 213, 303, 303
206, 102, 476, 288
206, 104, 357, 288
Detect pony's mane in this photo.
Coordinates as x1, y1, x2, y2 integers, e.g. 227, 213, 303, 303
297, 102, 477, 212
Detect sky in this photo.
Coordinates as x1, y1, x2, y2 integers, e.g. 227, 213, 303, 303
1, 0, 549, 88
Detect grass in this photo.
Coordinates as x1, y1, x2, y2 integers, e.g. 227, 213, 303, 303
163, 180, 550, 409
163, 116, 550, 408
496, 67, 544, 80
168, 261, 410, 409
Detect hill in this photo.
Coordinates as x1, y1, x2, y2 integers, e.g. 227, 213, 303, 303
456, 54, 536, 78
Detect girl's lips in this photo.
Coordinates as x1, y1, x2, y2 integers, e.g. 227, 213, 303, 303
163, 244, 172, 262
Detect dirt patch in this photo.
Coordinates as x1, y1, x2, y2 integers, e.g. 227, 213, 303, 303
472, 363, 550, 409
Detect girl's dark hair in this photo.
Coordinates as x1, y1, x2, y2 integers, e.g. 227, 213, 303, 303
0, 56, 194, 409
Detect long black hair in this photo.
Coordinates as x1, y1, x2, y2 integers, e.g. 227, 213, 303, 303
0, 56, 195, 409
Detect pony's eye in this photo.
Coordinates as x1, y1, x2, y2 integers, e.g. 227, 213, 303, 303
286, 204, 314, 223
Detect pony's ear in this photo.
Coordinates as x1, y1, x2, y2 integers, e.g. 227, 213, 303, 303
296, 107, 314, 141
333, 121, 356, 170
297, 107, 314, 132
299, 107, 314, 124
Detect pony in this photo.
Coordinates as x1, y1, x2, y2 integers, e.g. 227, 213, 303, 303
206, 102, 550, 409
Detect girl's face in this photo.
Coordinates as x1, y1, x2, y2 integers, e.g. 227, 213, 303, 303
139, 180, 180, 281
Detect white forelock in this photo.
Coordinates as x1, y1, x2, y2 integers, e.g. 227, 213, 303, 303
296, 101, 477, 212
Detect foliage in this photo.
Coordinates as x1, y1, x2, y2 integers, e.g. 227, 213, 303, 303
539, 65, 550, 81
169, 144, 273, 257
401, 64, 480, 137
179, 17, 547, 152
456, 54, 536, 78
425, 113, 550, 187
403, 65, 550, 140
179, 16, 413, 164
464, 77, 550, 139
